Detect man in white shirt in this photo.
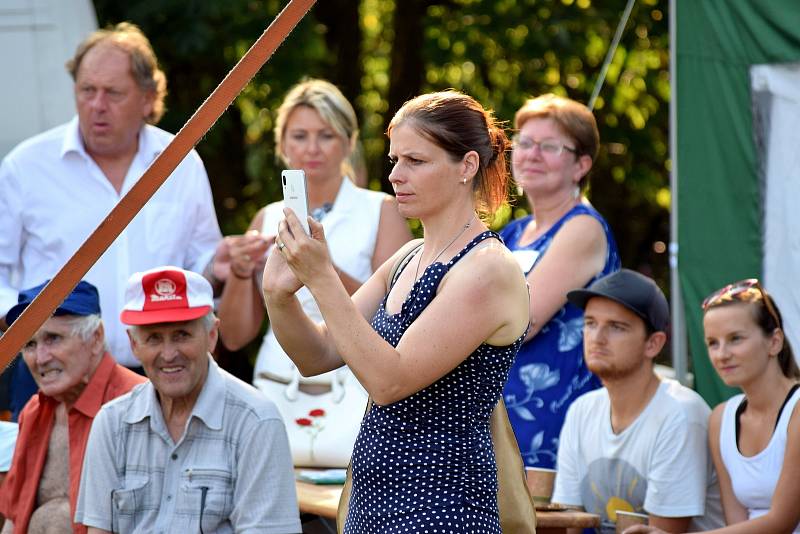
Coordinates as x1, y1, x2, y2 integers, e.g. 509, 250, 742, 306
552, 269, 725, 533
0, 22, 221, 368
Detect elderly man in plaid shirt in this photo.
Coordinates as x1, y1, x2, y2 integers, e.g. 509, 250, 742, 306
75, 266, 301, 534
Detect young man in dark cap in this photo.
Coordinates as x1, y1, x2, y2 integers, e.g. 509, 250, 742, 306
75, 266, 300, 534
0, 280, 145, 534
551, 269, 724, 533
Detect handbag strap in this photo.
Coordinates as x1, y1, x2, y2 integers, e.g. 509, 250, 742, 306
284, 366, 348, 403
0, 0, 316, 364
336, 395, 374, 533
387, 240, 424, 289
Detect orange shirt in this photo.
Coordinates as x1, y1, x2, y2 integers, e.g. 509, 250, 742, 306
0, 353, 145, 533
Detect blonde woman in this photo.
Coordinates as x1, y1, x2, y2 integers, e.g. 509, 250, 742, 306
218, 78, 409, 353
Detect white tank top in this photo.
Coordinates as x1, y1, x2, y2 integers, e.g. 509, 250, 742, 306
719, 386, 800, 531
255, 177, 387, 383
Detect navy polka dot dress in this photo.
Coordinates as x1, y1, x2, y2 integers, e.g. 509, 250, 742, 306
344, 232, 526, 533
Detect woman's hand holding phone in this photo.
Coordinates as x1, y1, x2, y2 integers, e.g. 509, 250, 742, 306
272, 208, 336, 292
263, 231, 304, 300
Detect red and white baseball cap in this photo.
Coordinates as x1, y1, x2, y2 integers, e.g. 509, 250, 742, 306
120, 266, 213, 325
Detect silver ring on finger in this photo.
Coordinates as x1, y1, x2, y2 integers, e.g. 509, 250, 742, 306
277, 241, 286, 250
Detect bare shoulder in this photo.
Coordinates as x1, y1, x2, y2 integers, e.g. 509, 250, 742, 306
787, 396, 800, 434
709, 402, 726, 435
380, 194, 399, 208
478, 238, 526, 276
555, 213, 606, 244
377, 238, 424, 277
377, 195, 413, 237
391, 238, 424, 263
444, 237, 529, 343
379, 194, 403, 217
449, 237, 528, 294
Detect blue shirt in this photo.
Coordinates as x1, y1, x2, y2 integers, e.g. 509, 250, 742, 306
500, 204, 620, 468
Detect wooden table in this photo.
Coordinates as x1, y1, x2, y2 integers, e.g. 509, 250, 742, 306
536, 508, 600, 533
295, 476, 600, 533
296, 478, 343, 520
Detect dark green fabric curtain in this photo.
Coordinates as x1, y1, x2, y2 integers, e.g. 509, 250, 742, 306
676, 1, 800, 405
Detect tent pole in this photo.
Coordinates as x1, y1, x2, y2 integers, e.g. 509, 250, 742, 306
588, 0, 636, 110
669, 0, 689, 386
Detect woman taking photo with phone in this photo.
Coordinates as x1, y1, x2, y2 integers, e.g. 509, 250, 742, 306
215, 79, 410, 465
626, 279, 800, 534
263, 90, 530, 532
216, 78, 410, 359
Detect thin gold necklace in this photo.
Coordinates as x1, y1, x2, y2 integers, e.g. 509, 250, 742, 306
412, 216, 475, 287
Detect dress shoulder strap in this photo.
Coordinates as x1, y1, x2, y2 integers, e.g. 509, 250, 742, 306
446, 231, 501, 269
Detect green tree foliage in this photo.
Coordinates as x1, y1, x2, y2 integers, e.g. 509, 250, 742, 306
398, 0, 670, 282
93, 0, 669, 281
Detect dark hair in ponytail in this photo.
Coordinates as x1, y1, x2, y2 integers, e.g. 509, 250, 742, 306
388, 90, 510, 216
753, 294, 800, 379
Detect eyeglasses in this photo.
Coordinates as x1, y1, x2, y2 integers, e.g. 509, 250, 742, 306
512, 135, 577, 157
702, 278, 781, 327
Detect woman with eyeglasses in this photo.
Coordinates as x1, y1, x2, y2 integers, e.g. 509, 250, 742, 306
500, 94, 620, 469
625, 279, 800, 534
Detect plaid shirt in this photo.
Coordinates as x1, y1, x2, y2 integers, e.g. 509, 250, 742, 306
75, 357, 301, 534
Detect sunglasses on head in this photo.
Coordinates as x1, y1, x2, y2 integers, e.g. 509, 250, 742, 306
702, 278, 781, 328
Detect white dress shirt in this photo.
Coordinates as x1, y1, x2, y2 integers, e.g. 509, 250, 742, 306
0, 117, 222, 366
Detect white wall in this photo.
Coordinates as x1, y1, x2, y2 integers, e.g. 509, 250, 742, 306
751, 63, 800, 358
0, 0, 97, 158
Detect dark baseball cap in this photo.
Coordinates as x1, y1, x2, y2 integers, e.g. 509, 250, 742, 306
5, 280, 102, 326
567, 269, 669, 333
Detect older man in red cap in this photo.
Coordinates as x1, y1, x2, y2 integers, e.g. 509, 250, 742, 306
0, 280, 145, 534
75, 266, 300, 534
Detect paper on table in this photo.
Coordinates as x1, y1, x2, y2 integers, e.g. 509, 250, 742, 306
296, 469, 347, 485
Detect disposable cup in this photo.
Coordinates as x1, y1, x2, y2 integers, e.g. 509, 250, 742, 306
615, 510, 649, 533
525, 467, 556, 503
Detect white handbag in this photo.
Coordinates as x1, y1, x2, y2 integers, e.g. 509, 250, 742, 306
254, 366, 368, 467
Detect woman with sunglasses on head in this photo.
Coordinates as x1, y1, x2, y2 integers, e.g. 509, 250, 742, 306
500, 94, 620, 468
626, 279, 800, 534
263, 91, 530, 532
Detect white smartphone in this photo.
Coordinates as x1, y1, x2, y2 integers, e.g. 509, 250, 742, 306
281, 169, 310, 235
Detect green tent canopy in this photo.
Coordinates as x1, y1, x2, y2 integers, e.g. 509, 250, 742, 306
674, 1, 800, 406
